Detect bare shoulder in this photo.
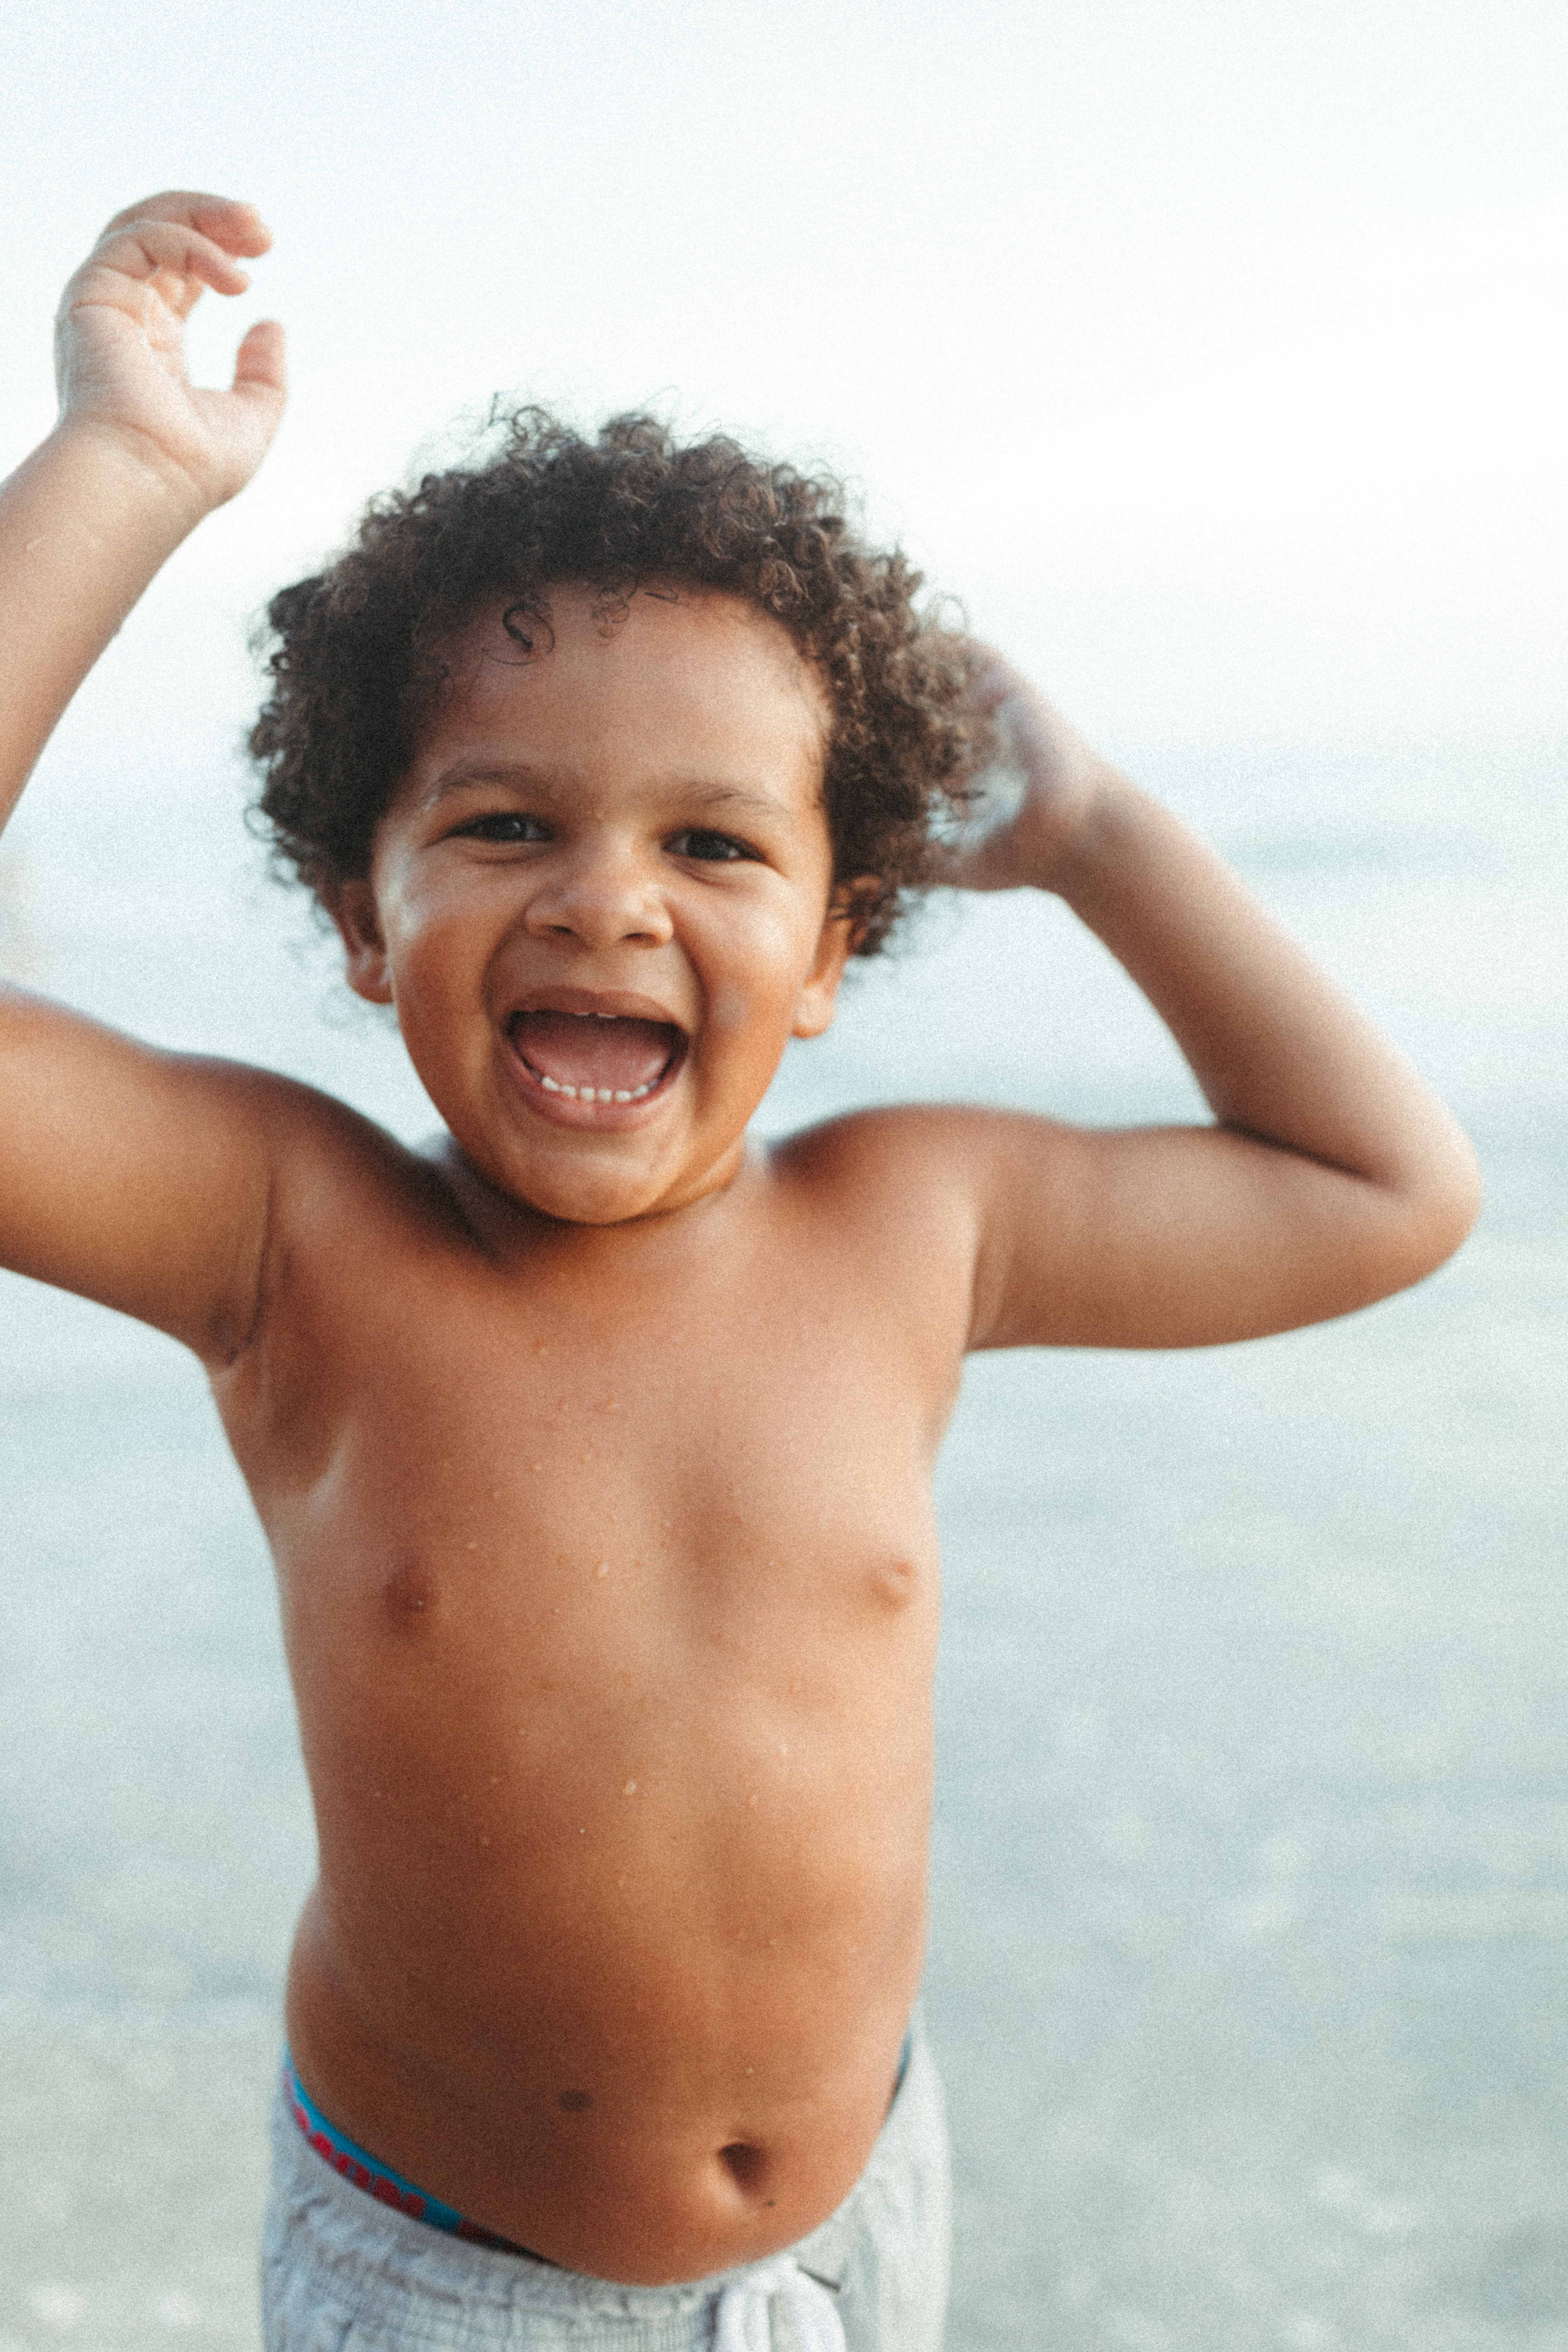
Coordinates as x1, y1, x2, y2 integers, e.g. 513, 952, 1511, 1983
0, 981, 464, 1360
770, 1101, 1078, 1200
199, 1069, 481, 1473
231, 1065, 483, 1320
119, 1046, 454, 1233
251, 1064, 459, 1225
764, 1103, 1087, 1347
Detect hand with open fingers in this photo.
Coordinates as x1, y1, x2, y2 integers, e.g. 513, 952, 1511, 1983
940, 645, 1123, 896
52, 191, 286, 516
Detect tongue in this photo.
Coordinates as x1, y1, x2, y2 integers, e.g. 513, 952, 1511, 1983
511, 1012, 677, 1093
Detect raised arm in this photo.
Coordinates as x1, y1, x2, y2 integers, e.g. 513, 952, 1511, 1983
2, 192, 285, 812
0, 194, 289, 1360
945, 652, 1482, 1351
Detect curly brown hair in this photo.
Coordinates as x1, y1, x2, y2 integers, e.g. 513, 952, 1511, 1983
248, 410, 988, 955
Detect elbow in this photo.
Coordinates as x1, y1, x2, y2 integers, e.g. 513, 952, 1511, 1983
1390, 1129, 1484, 1288
1426, 1118, 1485, 1262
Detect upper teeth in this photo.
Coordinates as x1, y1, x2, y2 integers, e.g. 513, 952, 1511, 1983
539, 1076, 655, 1102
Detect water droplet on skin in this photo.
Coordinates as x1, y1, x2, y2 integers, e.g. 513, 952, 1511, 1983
747, 1792, 759, 1807
623, 1779, 637, 1795
466, 1541, 478, 1551
596, 1562, 610, 1578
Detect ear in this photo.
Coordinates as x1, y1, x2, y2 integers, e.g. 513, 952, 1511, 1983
329, 878, 394, 1005
791, 880, 874, 1039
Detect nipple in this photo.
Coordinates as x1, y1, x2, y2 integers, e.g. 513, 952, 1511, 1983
869, 1555, 918, 1611
380, 1557, 434, 1628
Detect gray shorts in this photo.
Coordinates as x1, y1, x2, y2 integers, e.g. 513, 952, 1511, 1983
260, 2022, 950, 2350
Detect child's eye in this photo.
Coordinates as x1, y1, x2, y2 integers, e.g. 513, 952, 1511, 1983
451, 812, 551, 845
667, 829, 758, 863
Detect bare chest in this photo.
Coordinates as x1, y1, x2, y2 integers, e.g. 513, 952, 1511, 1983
243, 1262, 949, 1739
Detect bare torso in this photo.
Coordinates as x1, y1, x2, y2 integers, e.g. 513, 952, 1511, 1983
3, 173, 1483, 2316
215, 1108, 968, 2282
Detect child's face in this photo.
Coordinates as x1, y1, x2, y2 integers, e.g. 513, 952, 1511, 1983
332, 584, 855, 1225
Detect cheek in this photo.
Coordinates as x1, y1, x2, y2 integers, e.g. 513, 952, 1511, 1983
379, 871, 485, 980
700, 923, 819, 1052
705, 981, 762, 1038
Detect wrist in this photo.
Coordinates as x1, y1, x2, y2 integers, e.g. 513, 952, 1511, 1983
45, 415, 215, 545
1022, 758, 1138, 899
1044, 776, 1152, 903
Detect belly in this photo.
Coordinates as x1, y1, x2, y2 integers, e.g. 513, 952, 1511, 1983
277, 1527, 937, 2281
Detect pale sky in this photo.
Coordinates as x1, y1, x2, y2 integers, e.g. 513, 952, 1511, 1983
4, 0, 1566, 748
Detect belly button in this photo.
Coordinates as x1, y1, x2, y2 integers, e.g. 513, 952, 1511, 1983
720, 2142, 767, 2195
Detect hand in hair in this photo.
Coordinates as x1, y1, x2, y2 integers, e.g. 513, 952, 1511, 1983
938, 646, 1114, 898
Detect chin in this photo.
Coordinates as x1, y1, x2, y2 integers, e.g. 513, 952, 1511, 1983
533, 1188, 661, 1228
493, 1150, 688, 1229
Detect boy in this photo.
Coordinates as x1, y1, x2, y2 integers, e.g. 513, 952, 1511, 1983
1, 193, 1479, 2350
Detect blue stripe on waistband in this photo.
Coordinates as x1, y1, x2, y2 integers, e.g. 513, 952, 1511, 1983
285, 2025, 913, 2253
282, 2053, 533, 2252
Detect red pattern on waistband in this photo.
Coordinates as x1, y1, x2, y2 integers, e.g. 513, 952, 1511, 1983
288, 2080, 430, 2221
287, 2079, 532, 2252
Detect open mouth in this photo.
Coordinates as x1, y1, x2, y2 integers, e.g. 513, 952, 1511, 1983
506, 1010, 686, 1110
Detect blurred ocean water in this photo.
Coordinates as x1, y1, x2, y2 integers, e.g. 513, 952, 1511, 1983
1, 702, 1566, 2348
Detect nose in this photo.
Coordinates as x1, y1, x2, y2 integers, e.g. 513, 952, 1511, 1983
523, 836, 674, 950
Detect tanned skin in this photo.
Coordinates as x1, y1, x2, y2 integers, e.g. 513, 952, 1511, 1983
0, 196, 1481, 2283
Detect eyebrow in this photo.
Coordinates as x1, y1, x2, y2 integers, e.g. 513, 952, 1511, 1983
420, 764, 799, 822
419, 761, 547, 808
683, 783, 799, 821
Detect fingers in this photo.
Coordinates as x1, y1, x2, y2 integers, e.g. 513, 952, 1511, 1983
81, 216, 258, 304
98, 191, 272, 262
231, 320, 288, 413
64, 196, 273, 328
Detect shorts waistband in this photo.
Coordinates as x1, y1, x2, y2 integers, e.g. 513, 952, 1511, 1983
282, 2053, 544, 2257
283, 2028, 912, 2263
